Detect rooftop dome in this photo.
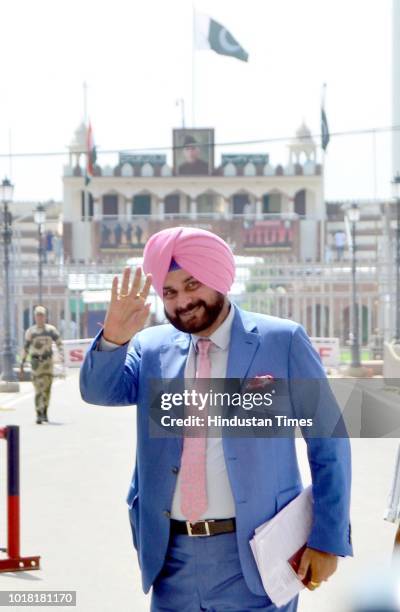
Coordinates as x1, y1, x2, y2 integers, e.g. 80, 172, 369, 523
295, 121, 313, 143
69, 122, 87, 151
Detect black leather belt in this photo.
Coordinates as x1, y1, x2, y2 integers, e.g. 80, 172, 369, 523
170, 518, 236, 537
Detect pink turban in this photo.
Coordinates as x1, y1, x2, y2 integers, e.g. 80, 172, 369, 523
142, 227, 235, 297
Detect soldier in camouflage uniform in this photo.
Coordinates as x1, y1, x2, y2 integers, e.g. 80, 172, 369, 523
20, 305, 64, 424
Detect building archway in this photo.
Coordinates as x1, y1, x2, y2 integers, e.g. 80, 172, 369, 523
102, 194, 118, 217
132, 194, 151, 215
196, 191, 224, 215
294, 189, 306, 216
262, 191, 282, 214
164, 193, 181, 215
232, 191, 254, 215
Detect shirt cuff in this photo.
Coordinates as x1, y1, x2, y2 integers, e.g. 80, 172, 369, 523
98, 336, 122, 351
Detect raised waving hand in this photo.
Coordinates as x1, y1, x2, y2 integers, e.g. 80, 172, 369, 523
103, 266, 153, 345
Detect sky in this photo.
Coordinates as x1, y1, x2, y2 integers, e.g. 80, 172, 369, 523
0, 0, 393, 202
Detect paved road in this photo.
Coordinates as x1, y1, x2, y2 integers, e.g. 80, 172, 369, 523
0, 371, 398, 611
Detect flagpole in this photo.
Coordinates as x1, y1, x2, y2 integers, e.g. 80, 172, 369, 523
321, 147, 326, 264
83, 80, 89, 263
83, 81, 88, 126
372, 129, 377, 200
176, 98, 186, 128
192, 2, 196, 126
320, 83, 327, 264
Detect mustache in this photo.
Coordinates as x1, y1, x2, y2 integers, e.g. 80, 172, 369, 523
175, 301, 205, 316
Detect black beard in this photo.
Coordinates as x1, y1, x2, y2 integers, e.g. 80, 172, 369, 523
164, 293, 225, 333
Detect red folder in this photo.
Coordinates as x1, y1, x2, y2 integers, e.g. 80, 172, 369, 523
288, 544, 310, 586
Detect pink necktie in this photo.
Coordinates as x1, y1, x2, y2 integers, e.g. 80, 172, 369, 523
180, 338, 211, 523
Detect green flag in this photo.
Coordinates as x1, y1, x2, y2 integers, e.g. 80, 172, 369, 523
321, 84, 330, 151
195, 13, 249, 62
321, 107, 330, 151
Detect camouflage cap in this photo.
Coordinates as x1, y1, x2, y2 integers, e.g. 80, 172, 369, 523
34, 306, 46, 315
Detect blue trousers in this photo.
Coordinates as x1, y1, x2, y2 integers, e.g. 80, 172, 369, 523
150, 531, 298, 612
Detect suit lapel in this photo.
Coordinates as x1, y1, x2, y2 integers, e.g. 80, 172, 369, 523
159, 333, 190, 455
226, 304, 260, 382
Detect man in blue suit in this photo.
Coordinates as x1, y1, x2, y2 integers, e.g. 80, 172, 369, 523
80, 227, 352, 611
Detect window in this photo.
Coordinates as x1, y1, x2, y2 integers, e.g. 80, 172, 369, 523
165, 194, 180, 214
197, 193, 216, 214
121, 163, 133, 177
132, 194, 151, 215
232, 194, 250, 215
262, 193, 281, 214
141, 163, 154, 177
294, 190, 306, 216
223, 162, 236, 177
243, 162, 256, 176
102, 194, 118, 216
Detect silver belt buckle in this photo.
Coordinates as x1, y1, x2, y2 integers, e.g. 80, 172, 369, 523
186, 520, 211, 536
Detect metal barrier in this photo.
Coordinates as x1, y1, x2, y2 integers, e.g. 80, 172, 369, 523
0, 426, 40, 572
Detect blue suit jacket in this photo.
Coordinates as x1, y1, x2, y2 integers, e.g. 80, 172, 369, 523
80, 304, 352, 595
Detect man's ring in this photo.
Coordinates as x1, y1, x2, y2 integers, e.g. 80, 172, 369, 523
120, 293, 129, 298
309, 581, 321, 588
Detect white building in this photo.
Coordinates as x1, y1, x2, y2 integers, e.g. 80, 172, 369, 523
62, 123, 325, 264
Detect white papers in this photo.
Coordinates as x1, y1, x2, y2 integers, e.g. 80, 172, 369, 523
250, 486, 313, 607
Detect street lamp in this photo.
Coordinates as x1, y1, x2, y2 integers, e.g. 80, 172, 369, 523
0, 177, 19, 388
34, 204, 46, 304
391, 174, 400, 343
0, 177, 14, 202
346, 203, 361, 369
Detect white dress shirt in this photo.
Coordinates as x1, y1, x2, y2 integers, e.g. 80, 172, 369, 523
171, 303, 236, 520
99, 302, 236, 520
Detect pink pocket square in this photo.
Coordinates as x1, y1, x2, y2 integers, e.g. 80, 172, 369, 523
244, 374, 274, 390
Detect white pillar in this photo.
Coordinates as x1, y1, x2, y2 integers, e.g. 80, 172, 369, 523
223, 198, 231, 219
125, 197, 132, 220
256, 198, 263, 220
94, 199, 101, 220
158, 199, 165, 220
190, 198, 197, 220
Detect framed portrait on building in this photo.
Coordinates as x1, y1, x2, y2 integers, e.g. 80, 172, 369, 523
173, 128, 214, 176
